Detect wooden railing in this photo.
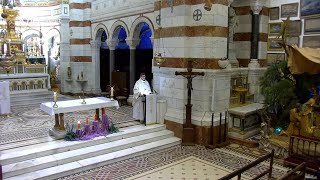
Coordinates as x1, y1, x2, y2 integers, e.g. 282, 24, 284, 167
285, 135, 320, 172
219, 150, 274, 180
278, 162, 306, 180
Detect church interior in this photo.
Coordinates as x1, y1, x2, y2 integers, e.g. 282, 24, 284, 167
1, 0, 320, 179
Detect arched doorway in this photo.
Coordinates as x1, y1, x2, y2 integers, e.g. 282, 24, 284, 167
99, 30, 110, 92
113, 26, 130, 95
135, 22, 153, 85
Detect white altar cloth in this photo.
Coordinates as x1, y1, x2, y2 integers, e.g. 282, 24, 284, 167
0, 81, 10, 114
40, 97, 119, 115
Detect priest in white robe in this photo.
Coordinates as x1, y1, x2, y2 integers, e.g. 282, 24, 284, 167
133, 73, 152, 122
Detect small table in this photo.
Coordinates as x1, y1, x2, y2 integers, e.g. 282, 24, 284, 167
229, 103, 264, 133
40, 97, 119, 131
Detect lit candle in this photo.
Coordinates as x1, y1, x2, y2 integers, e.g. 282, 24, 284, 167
86, 117, 89, 125
111, 87, 114, 97
53, 92, 57, 102
77, 121, 81, 129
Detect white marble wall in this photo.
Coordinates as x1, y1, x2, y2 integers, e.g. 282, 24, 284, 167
153, 37, 227, 59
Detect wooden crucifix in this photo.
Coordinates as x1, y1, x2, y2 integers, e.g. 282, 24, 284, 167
175, 60, 205, 144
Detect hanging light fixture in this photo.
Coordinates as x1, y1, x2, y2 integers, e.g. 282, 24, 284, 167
153, 0, 166, 67
204, 0, 212, 11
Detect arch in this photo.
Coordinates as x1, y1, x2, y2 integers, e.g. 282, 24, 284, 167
129, 16, 154, 40
21, 28, 42, 40
93, 23, 109, 40
109, 20, 129, 40
45, 28, 61, 42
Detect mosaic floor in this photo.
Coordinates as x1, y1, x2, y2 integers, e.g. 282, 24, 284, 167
0, 103, 139, 145
59, 145, 290, 180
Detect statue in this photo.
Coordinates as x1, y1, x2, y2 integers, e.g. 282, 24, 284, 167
279, 103, 302, 136
280, 95, 320, 137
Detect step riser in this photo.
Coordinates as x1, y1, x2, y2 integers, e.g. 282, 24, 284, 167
41, 140, 181, 180
4, 132, 174, 178
2, 126, 166, 165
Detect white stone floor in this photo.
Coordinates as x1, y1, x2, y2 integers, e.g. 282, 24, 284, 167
127, 156, 250, 180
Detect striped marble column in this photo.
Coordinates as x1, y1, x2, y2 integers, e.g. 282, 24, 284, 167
154, 0, 229, 69
153, 0, 232, 145
68, 1, 92, 93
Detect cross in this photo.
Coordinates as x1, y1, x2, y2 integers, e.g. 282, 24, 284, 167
175, 60, 205, 144
193, 9, 202, 21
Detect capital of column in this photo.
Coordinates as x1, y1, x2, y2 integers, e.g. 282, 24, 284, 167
250, 0, 263, 15
106, 39, 118, 50
126, 38, 139, 50
90, 40, 101, 49
227, 0, 234, 7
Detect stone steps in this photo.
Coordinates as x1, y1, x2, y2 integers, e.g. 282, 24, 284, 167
1, 125, 181, 180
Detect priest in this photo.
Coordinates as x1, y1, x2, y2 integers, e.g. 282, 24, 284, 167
133, 73, 152, 122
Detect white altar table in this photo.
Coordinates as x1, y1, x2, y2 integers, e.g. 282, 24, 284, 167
40, 97, 119, 131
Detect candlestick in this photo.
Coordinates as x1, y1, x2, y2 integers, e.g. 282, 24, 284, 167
111, 87, 114, 100
53, 92, 58, 108
86, 117, 89, 125
54, 92, 57, 102
77, 121, 81, 129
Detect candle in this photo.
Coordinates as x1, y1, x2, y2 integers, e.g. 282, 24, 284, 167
86, 117, 89, 125
53, 92, 57, 102
77, 121, 81, 129
111, 87, 114, 97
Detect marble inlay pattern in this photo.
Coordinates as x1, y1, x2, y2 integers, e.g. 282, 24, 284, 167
233, 6, 268, 16
155, 58, 221, 69
70, 39, 91, 45
69, 2, 91, 9
69, 21, 91, 27
59, 145, 289, 180
154, 26, 228, 38
127, 156, 250, 180
70, 56, 92, 62
234, 33, 268, 42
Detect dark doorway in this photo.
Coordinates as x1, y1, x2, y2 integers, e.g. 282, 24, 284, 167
100, 48, 110, 92
135, 49, 153, 84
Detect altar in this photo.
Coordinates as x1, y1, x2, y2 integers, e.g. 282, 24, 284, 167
0, 81, 10, 115
228, 103, 264, 139
40, 97, 119, 138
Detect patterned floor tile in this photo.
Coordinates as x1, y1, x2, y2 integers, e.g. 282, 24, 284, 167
58, 145, 289, 180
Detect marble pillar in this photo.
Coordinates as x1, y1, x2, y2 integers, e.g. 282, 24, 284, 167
90, 40, 102, 93
126, 38, 139, 95
59, 18, 71, 93
228, 6, 239, 68
106, 40, 117, 86
248, 1, 263, 69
